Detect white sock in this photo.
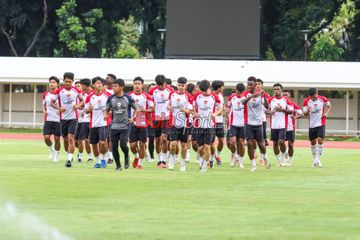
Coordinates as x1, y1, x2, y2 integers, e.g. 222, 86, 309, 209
78, 153, 82, 160
100, 153, 105, 160
199, 156, 204, 167
275, 154, 280, 162
210, 154, 214, 162
280, 152, 285, 163
239, 156, 243, 165
54, 151, 60, 160
311, 145, 317, 162
180, 159, 185, 168
68, 153, 73, 161
96, 156, 101, 163
215, 150, 219, 157
230, 153, 235, 166
108, 151, 113, 159
48, 144, 54, 151
135, 152, 139, 158
200, 159, 207, 170
234, 153, 240, 161
159, 152, 164, 162
88, 152, 93, 159
139, 158, 143, 166
288, 156, 293, 164
251, 159, 256, 167
318, 144, 323, 162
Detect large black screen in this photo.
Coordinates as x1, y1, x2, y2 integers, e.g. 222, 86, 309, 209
166, 0, 261, 59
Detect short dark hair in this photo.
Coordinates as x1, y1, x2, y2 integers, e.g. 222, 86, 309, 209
236, 83, 245, 92
196, 81, 201, 86
80, 78, 91, 86
211, 80, 224, 91
177, 77, 187, 84
172, 85, 178, 91
113, 78, 125, 87
92, 76, 103, 85
256, 78, 263, 84
247, 76, 257, 82
273, 83, 283, 89
308, 88, 317, 96
134, 76, 144, 84
63, 72, 74, 81
165, 78, 172, 85
186, 83, 195, 94
49, 76, 59, 84
155, 74, 166, 86
199, 80, 210, 92
74, 81, 80, 85
283, 89, 291, 93
107, 73, 116, 80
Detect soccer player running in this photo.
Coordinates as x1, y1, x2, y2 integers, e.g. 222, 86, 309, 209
85, 77, 110, 168
193, 80, 223, 172
104, 73, 116, 164
241, 76, 270, 171
282, 90, 303, 166
167, 77, 193, 171
211, 80, 225, 166
106, 79, 137, 171
43, 76, 61, 162
227, 83, 246, 168
185, 83, 196, 162
148, 75, 174, 168
303, 88, 332, 167
129, 77, 154, 170
52, 72, 84, 167
76, 78, 93, 163
267, 83, 294, 167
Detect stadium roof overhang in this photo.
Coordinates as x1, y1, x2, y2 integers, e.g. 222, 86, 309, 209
0, 57, 359, 89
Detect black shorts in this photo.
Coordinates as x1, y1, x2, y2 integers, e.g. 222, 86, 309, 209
229, 125, 245, 140
129, 124, 148, 143
75, 122, 90, 140
153, 120, 169, 138
245, 124, 263, 142
111, 128, 129, 143
90, 126, 108, 144
168, 127, 188, 143
147, 126, 155, 138
186, 127, 193, 136
61, 119, 77, 137
309, 126, 325, 141
270, 128, 286, 142
43, 121, 61, 137
263, 121, 267, 140
215, 123, 225, 138
196, 128, 215, 146
286, 131, 295, 142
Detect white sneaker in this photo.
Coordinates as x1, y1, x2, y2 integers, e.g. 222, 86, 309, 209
251, 165, 257, 172
317, 161, 322, 168
239, 163, 244, 168
49, 148, 55, 160
230, 159, 235, 168
180, 166, 186, 172
53, 157, 59, 162
185, 150, 190, 162
168, 158, 174, 170
148, 158, 155, 163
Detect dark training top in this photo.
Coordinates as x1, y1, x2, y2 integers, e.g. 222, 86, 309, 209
106, 94, 137, 130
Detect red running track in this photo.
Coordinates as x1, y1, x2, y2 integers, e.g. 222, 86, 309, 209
0, 133, 359, 149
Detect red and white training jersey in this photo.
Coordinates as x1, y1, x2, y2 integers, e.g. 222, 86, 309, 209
287, 101, 302, 131
78, 90, 92, 123
241, 90, 266, 126
303, 96, 331, 128
43, 91, 60, 122
105, 88, 114, 95
227, 93, 245, 127
85, 92, 111, 128
193, 92, 221, 128
268, 96, 293, 129
148, 86, 174, 120
128, 91, 154, 128
215, 92, 224, 123
53, 86, 82, 120
168, 91, 193, 128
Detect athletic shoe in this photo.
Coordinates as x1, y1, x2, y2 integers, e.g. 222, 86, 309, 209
230, 159, 235, 168
93, 163, 101, 168
209, 161, 214, 169
259, 159, 265, 165
215, 156, 222, 166
125, 157, 130, 169
65, 160, 72, 168
115, 165, 122, 171
100, 160, 107, 168
148, 158, 155, 163
180, 166, 186, 172
107, 158, 113, 164
87, 158, 93, 163
137, 165, 143, 170
157, 161, 162, 168
133, 157, 139, 168
78, 158, 82, 163
264, 157, 271, 169
251, 165, 257, 172
317, 161, 322, 168
161, 161, 167, 168
239, 163, 244, 168
53, 158, 59, 162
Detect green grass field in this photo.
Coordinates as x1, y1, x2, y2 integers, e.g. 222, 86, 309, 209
0, 139, 359, 240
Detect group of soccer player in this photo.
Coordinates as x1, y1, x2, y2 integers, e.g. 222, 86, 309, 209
42, 72, 332, 172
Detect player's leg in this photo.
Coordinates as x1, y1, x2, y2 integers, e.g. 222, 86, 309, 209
168, 127, 178, 170
43, 121, 55, 160
271, 129, 281, 165
185, 128, 192, 162
65, 120, 77, 165
235, 127, 246, 168
90, 127, 101, 168
179, 132, 188, 171
287, 139, 294, 166
316, 126, 325, 167
309, 127, 319, 167
229, 125, 237, 167
199, 129, 214, 172
256, 125, 269, 169
110, 130, 122, 170
98, 127, 108, 168
278, 129, 287, 166
160, 131, 168, 167
119, 129, 130, 169
263, 121, 269, 146
147, 126, 155, 162
129, 125, 140, 168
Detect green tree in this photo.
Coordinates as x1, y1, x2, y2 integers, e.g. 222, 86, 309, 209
113, 16, 140, 59
55, 0, 102, 57
311, 34, 344, 61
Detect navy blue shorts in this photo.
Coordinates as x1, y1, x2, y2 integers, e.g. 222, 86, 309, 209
43, 121, 61, 137
90, 126, 108, 144
129, 124, 148, 143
